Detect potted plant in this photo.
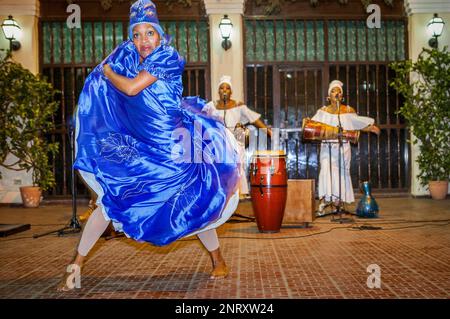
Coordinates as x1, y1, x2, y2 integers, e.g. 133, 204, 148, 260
0, 53, 59, 207
390, 46, 450, 199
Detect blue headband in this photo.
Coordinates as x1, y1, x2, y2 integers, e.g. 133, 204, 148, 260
128, 0, 165, 41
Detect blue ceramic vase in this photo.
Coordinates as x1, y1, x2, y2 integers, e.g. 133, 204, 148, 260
356, 181, 379, 218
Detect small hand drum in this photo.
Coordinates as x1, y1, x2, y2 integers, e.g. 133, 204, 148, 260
302, 118, 360, 144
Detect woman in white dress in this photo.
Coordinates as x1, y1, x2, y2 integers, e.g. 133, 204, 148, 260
203, 75, 272, 198
312, 80, 380, 213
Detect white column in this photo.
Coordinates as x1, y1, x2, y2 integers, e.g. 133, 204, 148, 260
404, 0, 450, 196
204, 0, 245, 102
0, 0, 40, 203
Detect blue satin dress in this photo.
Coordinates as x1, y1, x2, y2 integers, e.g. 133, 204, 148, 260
74, 40, 240, 246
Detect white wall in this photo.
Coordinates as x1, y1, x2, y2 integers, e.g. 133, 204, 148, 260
204, 0, 245, 103
208, 13, 244, 102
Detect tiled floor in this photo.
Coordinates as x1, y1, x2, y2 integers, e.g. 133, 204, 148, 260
0, 197, 449, 299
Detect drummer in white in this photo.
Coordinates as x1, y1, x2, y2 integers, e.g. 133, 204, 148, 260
312, 80, 380, 213
203, 75, 272, 198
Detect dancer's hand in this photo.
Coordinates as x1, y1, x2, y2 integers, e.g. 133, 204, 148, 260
369, 125, 380, 135
363, 124, 380, 135
103, 64, 112, 78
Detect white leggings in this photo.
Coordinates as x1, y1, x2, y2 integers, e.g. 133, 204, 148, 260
77, 205, 220, 257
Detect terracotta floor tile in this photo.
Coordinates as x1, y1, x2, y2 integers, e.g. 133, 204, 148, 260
1, 198, 449, 299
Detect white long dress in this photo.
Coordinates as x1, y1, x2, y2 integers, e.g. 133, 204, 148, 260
311, 107, 374, 203
203, 102, 261, 195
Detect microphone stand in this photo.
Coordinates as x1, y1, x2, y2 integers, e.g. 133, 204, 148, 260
223, 93, 228, 129
33, 121, 82, 238
331, 96, 354, 223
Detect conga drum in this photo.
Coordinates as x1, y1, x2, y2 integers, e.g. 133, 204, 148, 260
249, 150, 288, 233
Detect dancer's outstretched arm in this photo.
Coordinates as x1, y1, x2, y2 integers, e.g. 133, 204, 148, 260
103, 64, 157, 96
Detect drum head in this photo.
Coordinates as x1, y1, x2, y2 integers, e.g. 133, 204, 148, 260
252, 150, 286, 157
302, 117, 311, 127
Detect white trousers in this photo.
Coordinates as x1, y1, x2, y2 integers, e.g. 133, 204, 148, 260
318, 141, 354, 203
77, 204, 225, 256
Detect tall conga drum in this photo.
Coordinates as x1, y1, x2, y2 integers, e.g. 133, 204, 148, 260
249, 150, 287, 233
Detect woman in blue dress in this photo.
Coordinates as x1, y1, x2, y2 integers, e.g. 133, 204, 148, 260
57, 0, 240, 291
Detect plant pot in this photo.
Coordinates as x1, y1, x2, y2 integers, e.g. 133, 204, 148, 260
19, 186, 42, 208
428, 181, 448, 200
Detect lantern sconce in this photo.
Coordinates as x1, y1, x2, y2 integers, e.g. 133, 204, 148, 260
219, 14, 233, 50
427, 13, 445, 49
1, 15, 21, 51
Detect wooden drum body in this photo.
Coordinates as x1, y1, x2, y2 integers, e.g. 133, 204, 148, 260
249, 151, 288, 233
302, 118, 359, 144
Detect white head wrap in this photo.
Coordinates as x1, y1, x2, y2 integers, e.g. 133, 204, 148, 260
218, 75, 232, 91
328, 80, 343, 96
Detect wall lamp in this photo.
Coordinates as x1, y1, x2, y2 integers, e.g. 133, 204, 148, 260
219, 14, 233, 50
1, 15, 21, 51
427, 13, 445, 49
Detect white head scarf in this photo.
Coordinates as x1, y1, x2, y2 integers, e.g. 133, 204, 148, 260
328, 80, 343, 96
218, 75, 233, 91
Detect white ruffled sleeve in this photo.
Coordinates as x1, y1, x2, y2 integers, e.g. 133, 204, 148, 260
311, 108, 330, 124
341, 113, 374, 130
240, 105, 261, 124
202, 101, 216, 116
311, 109, 373, 130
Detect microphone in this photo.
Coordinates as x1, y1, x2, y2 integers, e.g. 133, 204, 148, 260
334, 93, 345, 104
222, 93, 228, 127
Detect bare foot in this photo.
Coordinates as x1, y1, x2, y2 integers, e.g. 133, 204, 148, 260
210, 260, 229, 279
208, 248, 229, 279
56, 270, 76, 292
56, 254, 84, 292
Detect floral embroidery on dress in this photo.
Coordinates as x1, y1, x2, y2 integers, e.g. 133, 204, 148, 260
166, 183, 199, 210
97, 133, 140, 163
121, 181, 152, 200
